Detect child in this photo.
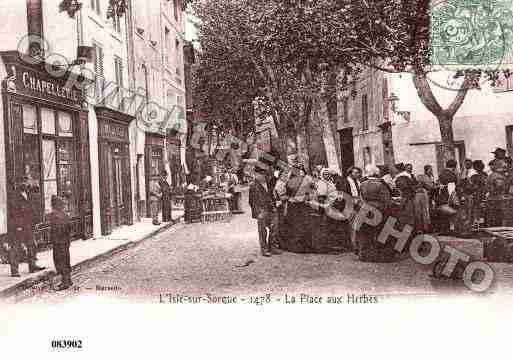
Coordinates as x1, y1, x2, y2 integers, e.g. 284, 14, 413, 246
46, 195, 73, 290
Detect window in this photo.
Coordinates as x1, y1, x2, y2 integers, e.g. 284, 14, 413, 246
112, 11, 122, 33
22, 104, 42, 220
343, 97, 349, 124
91, 0, 101, 14
26, 107, 79, 217
41, 107, 56, 134
361, 93, 369, 131
58, 111, 73, 137
23, 104, 38, 134
494, 72, 513, 92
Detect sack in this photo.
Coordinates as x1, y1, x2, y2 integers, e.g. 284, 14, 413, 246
437, 204, 457, 217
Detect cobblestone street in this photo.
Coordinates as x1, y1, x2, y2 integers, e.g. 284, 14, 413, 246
11, 190, 512, 304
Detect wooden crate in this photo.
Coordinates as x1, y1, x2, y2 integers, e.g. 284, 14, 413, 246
481, 227, 513, 263
201, 195, 232, 223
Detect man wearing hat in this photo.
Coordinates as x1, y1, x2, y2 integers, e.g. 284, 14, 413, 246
249, 165, 278, 257
491, 147, 513, 192
8, 176, 45, 277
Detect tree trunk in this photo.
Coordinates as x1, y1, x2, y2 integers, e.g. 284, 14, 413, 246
438, 114, 456, 163
412, 71, 472, 168
296, 126, 310, 170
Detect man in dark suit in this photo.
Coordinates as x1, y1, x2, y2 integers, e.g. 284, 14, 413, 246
249, 166, 279, 257
436, 159, 459, 233
159, 170, 172, 222
9, 177, 45, 277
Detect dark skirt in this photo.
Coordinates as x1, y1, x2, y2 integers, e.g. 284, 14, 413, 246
356, 223, 397, 262
282, 202, 313, 253
311, 205, 352, 254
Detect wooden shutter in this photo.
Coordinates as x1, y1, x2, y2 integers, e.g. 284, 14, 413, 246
98, 141, 112, 235
94, 44, 105, 102
122, 145, 133, 225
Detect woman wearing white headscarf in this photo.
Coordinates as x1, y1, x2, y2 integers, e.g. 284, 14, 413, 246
355, 165, 396, 262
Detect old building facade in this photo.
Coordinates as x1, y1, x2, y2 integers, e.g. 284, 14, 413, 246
127, 0, 187, 218
0, 0, 187, 248
335, 69, 394, 175
335, 67, 513, 179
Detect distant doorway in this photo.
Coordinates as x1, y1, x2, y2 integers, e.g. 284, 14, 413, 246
506, 125, 513, 158
339, 128, 355, 175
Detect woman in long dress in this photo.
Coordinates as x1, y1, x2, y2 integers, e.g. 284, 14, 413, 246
283, 165, 313, 253
311, 168, 343, 253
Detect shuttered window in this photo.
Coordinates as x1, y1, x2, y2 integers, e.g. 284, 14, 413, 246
114, 56, 124, 110
93, 42, 105, 102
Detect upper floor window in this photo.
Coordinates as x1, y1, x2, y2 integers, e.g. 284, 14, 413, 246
494, 73, 513, 92
362, 94, 369, 131
93, 42, 105, 101
112, 11, 122, 33
91, 0, 101, 15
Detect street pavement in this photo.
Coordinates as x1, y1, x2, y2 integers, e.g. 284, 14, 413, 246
12, 190, 513, 304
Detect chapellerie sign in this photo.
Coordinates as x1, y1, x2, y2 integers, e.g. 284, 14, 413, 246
2, 52, 84, 108
21, 71, 80, 102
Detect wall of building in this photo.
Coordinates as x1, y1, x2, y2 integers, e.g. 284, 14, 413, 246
336, 69, 389, 170
130, 0, 187, 198
389, 72, 513, 176
0, 2, 28, 51
80, 0, 131, 236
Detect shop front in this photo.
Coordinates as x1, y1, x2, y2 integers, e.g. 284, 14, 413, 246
1, 51, 93, 247
145, 133, 165, 216
96, 106, 134, 235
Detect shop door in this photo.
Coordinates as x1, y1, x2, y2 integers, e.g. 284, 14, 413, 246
112, 155, 124, 227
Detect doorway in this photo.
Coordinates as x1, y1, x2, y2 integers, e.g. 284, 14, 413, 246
111, 152, 125, 228
339, 128, 355, 175
99, 141, 132, 235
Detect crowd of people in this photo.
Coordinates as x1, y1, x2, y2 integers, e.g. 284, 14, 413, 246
248, 147, 513, 262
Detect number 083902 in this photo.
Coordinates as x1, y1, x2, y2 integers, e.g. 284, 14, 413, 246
51, 340, 83, 349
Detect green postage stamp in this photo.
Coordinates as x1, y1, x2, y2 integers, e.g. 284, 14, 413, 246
430, 0, 513, 69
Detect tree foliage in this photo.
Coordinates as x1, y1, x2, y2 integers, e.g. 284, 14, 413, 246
190, 0, 513, 162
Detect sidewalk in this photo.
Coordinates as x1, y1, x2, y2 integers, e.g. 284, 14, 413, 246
0, 211, 184, 298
